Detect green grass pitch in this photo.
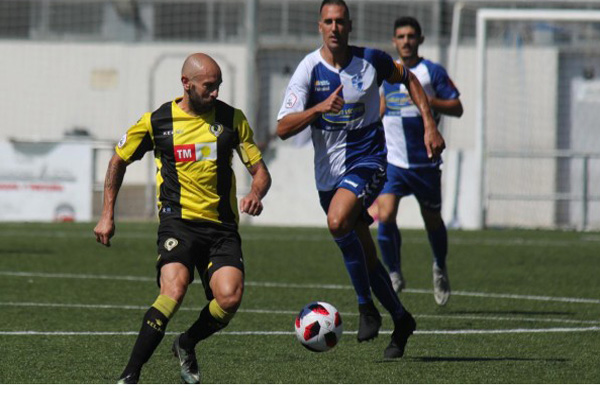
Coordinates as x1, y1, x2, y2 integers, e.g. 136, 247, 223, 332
0, 222, 599, 384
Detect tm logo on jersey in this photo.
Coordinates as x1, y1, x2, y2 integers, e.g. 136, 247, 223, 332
323, 103, 365, 124
174, 142, 217, 162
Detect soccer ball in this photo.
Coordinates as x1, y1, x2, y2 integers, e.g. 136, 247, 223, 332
294, 301, 343, 352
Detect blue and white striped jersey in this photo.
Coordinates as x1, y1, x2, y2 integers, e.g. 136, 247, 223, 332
278, 46, 407, 191
382, 58, 459, 169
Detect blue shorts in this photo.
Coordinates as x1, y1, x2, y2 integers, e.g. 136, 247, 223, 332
318, 166, 386, 225
381, 164, 442, 211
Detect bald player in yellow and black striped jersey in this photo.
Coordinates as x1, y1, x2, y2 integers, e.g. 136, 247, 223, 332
118, 93, 262, 224
94, 53, 271, 384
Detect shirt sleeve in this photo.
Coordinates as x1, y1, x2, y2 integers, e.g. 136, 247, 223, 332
365, 48, 409, 86
115, 113, 154, 163
277, 58, 312, 120
235, 110, 263, 168
430, 63, 461, 100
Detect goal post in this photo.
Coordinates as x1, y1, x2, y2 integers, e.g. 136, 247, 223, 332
474, 8, 600, 230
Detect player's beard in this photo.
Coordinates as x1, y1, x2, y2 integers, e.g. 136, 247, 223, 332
187, 86, 215, 115
326, 33, 348, 53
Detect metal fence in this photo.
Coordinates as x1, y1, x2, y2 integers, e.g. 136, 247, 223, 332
3, 0, 600, 229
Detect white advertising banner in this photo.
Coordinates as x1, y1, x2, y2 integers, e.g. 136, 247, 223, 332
0, 141, 93, 222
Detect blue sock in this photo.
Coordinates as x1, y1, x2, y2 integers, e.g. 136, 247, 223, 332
369, 260, 404, 321
334, 231, 372, 305
427, 222, 448, 269
377, 221, 402, 274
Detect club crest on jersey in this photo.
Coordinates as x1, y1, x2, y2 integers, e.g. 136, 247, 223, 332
164, 238, 178, 251
210, 123, 224, 137
351, 73, 363, 91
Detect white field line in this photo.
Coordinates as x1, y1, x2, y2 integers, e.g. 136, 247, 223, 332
1, 326, 599, 336
1, 301, 599, 326
1, 229, 600, 247
2, 270, 600, 305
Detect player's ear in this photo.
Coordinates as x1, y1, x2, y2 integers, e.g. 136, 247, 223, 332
419, 36, 425, 45
348, 19, 352, 33
181, 76, 190, 90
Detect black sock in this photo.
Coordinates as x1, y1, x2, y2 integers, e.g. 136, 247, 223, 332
178, 304, 228, 350
120, 306, 170, 378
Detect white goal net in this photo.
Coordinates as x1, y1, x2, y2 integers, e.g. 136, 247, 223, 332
471, 9, 600, 230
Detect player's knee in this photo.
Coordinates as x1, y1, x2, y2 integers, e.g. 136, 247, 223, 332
422, 208, 443, 231
378, 208, 396, 224
327, 215, 351, 237
376, 195, 398, 224
208, 297, 237, 324
214, 282, 243, 313
159, 263, 190, 302
159, 279, 188, 303
217, 292, 242, 312
160, 285, 187, 303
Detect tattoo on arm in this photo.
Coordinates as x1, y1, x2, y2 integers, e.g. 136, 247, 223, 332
101, 155, 127, 214
105, 158, 125, 193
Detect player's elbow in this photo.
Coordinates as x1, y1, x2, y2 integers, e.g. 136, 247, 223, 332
443, 100, 463, 118
275, 121, 292, 140
453, 102, 464, 118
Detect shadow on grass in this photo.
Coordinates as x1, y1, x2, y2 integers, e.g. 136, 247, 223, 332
411, 356, 568, 363
377, 356, 568, 363
0, 248, 54, 255
447, 310, 575, 317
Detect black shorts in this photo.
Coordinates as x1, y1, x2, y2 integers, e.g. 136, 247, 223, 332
156, 217, 244, 300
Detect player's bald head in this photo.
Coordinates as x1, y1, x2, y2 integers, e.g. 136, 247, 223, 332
181, 53, 221, 80
181, 53, 222, 115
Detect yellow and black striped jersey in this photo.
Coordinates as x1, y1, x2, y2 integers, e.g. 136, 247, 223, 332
115, 97, 262, 226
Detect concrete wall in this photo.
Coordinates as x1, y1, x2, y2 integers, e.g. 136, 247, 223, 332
0, 41, 565, 228
0, 41, 248, 187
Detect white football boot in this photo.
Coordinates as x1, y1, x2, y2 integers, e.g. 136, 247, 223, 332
389, 271, 406, 293
432, 262, 450, 306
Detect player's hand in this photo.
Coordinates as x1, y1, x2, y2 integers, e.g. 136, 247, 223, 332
318, 85, 345, 114
424, 125, 445, 161
240, 193, 264, 216
93, 217, 115, 247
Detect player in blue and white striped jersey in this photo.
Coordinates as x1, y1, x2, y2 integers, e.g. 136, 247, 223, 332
276, 0, 445, 359
377, 16, 463, 306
